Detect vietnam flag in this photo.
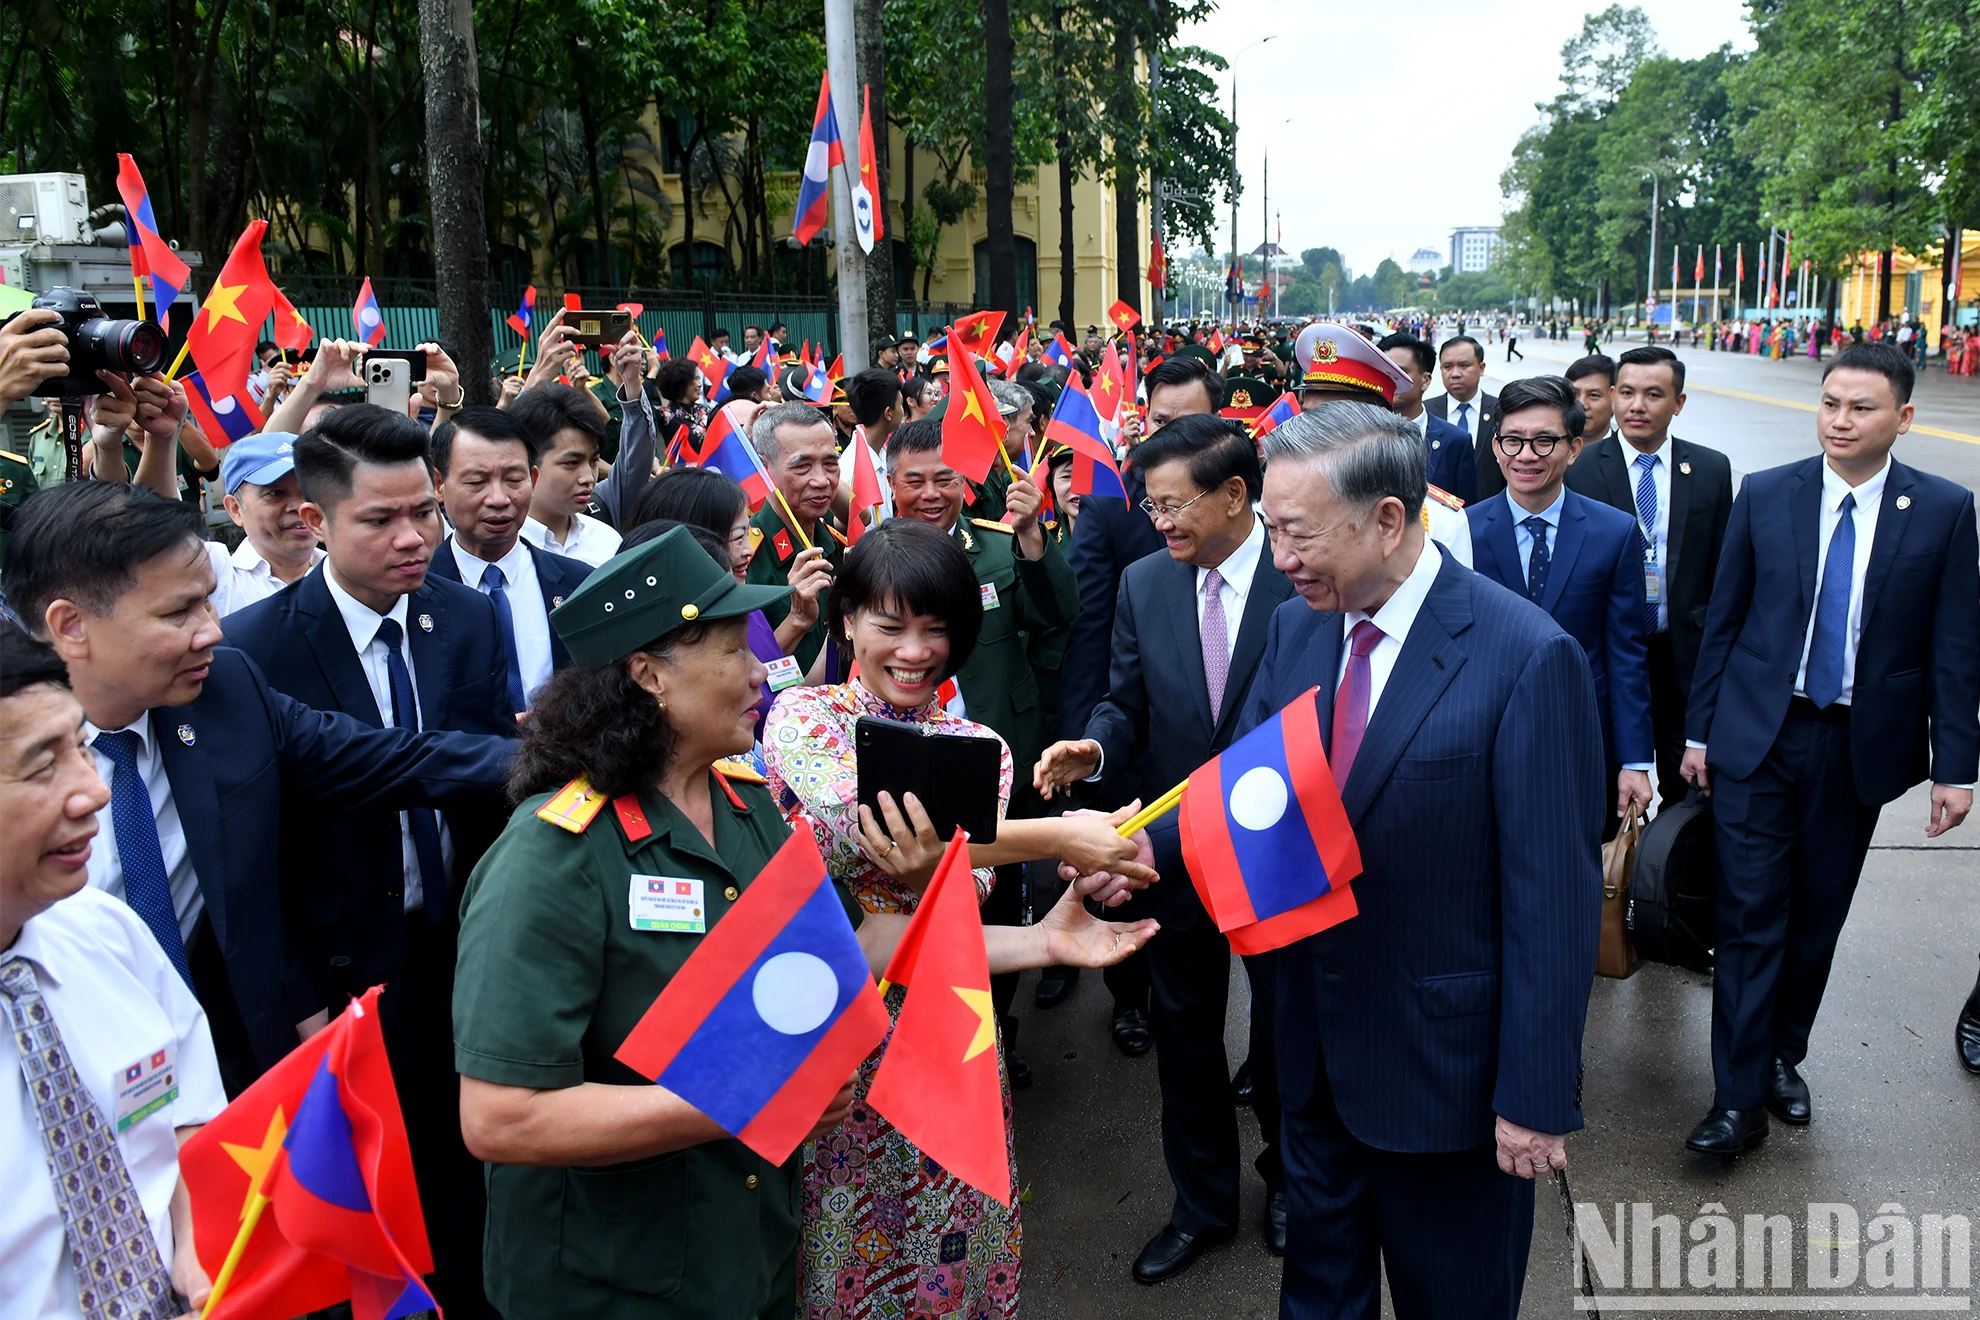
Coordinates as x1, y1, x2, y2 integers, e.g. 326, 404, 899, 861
847, 426, 886, 541
1107, 299, 1141, 333
687, 335, 730, 400
270, 285, 313, 354
939, 324, 1005, 483
1092, 342, 1129, 441
950, 309, 1004, 362
185, 220, 276, 403
866, 830, 1012, 1204
858, 84, 885, 242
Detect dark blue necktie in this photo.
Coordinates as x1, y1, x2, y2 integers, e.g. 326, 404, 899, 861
92, 729, 193, 986
1455, 400, 1473, 438
375, 618, 449, 923
1634, 453, 1661, 638
1804, 492, 1857, 708
479, 562, 527, 715
1522, 515, 1551, 604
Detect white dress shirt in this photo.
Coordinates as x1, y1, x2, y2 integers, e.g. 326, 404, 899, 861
1793, 458, 1888, 706
1622, 438, 1673, 632
1196, 517, 1267, 662
1338, 539, 1444, 715
521, 510, 622, 568
321, 567, 455, 912
205, 538, 322, 618
450, 537, 554, 700
0, 889, 227, 1320
83, 714, 202, 940
1446, 395, 1480, 438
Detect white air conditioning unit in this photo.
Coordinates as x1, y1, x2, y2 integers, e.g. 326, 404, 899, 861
0, 173, 92, 245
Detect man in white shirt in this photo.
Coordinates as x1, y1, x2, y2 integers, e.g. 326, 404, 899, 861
511, 384, 623, 567
0, 623, 227, 1319
203, 429, 322, 617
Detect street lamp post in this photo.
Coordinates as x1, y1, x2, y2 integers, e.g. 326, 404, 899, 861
1229, 35, 1277, 323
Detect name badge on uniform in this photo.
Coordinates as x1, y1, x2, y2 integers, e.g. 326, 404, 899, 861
1642, 554, 1662, 606
630, 874, 707, 933
979, 582, 1001, 611
113, 1044, 178, 1131
764, 654, 803, 692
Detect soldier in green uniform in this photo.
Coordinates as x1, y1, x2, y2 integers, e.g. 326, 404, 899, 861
0, 443, 36, 569
742, 401, 845, 673
454, 526, 1155, 1319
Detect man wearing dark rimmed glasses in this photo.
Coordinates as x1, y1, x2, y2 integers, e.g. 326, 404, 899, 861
1466, 375, 1654, 841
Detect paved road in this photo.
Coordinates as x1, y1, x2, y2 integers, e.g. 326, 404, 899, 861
1013, 341, 1980, 1318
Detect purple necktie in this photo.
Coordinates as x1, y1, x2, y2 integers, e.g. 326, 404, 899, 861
1201, 567, 1230, 720
1330, 620, 1385, 785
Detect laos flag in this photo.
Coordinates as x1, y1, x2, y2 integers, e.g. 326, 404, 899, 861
1043, 374, 1126, 499
691, 405, 772, 509
183, 370, 266, 447
116, 154, 191, 333
615, 823, 888, 1164
1248, 392, 1298, 440
792, 71, 845, 246
1179, 686, 1362, 954
1043, 331, 1078, 369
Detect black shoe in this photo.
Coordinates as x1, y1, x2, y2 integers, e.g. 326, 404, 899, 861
1132, 1224, 1230, 1284
1958, 980, 1980, 1075
1265, 1191, 1287, 1256
1001, 1015, 1031, 1089
1034, 965, 1079, 1010
1766, 1058, 1811, 1125
1111, 1005, 1153, 1057
1684, 1107, 1768, 1156
1232, 1059, 1255, 1107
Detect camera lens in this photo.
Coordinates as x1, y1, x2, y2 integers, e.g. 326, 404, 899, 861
72, 317, 167, 376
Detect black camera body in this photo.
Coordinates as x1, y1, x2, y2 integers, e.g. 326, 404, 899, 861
20, 286, 168, 397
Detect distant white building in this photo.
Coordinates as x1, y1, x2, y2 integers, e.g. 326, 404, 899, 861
1448, 226, 1500, 273
1407, 247, 1443, 274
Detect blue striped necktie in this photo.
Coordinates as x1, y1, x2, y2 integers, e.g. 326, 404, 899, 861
91, 729, 192, 987
1634, 453, 1660, 638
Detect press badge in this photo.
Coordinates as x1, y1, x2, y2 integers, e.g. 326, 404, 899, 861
630, 874, 706, 933
113, 1044, 178, 1131
765, 655, 803, 691
1642, 558, 1662, 605
979, 582, 1001, 611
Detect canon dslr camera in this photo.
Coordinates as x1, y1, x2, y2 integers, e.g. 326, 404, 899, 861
10, 286, 167, 397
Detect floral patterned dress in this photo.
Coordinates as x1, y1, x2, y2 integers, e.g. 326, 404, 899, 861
763, 681, 1021, 1320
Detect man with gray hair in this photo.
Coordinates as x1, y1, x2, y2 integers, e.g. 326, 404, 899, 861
744, 400, 843, 670
1239, 401, 1604, 1319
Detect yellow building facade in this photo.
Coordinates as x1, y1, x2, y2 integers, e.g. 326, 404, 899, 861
1834, 232, 1980, 341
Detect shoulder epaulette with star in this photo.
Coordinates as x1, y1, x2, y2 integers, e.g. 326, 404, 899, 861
536, 776, 607, 833
968, 517, 1014, 534
1425, 483, 1465, 511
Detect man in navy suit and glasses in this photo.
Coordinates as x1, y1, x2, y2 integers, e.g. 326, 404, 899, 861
1681, 343, 1980, 1154
1243, 402, 1603, 1319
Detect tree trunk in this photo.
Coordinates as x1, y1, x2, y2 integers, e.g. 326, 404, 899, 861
901, 133, 918, 303
984, 0, 1017, 317
1878, 245, 1894, 323
1112, 26, 1140, 314
856, 0, 895, 342
680, 123, 701, 289
576, 80, 612, 288
419, 0, 494, 403
1053, 4, 1075, 331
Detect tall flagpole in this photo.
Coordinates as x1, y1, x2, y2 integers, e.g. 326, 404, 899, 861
823, 0, 870, 373
1712, 244, 1722, 325
1692, 246, 1702, 329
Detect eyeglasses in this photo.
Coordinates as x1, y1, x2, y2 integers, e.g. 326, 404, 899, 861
1496, 433, 1569, 457
1139, 490, 1213, 519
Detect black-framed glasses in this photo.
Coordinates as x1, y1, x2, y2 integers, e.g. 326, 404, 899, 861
1139, 490, 1213, 519
1496, 433, 1569, 457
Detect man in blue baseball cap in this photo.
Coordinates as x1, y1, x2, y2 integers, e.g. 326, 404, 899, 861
205, 430, 323, 617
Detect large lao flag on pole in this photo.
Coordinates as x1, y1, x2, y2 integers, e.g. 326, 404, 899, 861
615, 823, 889, 1164
792, 71, 845, 246
1179, 687, 1362, 954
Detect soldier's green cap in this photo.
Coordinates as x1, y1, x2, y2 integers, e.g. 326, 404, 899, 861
550, 525, 791, 667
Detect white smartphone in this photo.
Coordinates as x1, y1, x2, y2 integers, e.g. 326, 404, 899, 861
364, 357, 412, 414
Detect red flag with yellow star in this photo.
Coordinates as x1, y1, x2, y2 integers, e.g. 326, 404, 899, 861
949, 309, 1004, 361
939, 326, 1006, 483
270, 283, 313, 354
185, 220, 276, 402
866, 830, 1012, 1205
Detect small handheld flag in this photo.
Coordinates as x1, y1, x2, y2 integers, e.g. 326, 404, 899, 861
183, 371, 266, 447
506, 286, 536, 336
1044, 375, 1127, 499
351, 277, 386, 347
950, 310, 1004, 361
1043, 332, 1077, 369
793, 72, 846, 246
185, 220, 276, 400
1108, 299, 1141, 333
688, 335, 731, 401
115, 154, 191, 333
847, 428, 886, 542
653, 326, 671, 360
270, 285, 313, 355
691, 405, 772, 509
615, 823, 888, 1164
1179, 687, 1361, 954
1249, 392, 1298, 440
939, 326, 1007, 483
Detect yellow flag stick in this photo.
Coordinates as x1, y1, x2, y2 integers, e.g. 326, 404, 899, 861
772, 486, 815, 553
1116, 779, 1186, 838
197, 1189, 271, 1318
132, 274, 147, 323
163, 340, 193, 381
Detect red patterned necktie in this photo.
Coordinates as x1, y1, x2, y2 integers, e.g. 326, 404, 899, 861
1330, 620, 1386, 785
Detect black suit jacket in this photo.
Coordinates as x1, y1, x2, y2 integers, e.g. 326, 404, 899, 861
1082, 530, 1295, 929
1059, 463, 1166, 754
224, 566, 520, 1000
425, 536, 593, 672
1564, 432, 1733, 695
1429, 391, 1501, 496
1686, 456, 1980, 803
151, 648, 515, 1073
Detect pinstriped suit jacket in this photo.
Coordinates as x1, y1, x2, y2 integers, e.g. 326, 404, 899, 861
1239, 551, 1604, 1152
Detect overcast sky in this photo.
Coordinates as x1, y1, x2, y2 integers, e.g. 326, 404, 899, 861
1178, 0, 1754, 275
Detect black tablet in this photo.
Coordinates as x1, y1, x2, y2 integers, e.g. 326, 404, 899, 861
855, 715, 1002, 844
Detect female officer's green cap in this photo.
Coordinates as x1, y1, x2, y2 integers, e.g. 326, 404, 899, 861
550, 526, 791, 667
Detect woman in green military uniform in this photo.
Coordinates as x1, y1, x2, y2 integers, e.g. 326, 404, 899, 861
453, 526, 1156, 1319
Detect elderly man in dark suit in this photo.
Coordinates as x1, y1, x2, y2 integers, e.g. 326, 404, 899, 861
1036, 414, 1296, 1282
1242, 402, 1604, 1319
1683, 344, 1980, 1154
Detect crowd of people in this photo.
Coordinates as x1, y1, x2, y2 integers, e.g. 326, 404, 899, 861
2, 289, 1978, 1320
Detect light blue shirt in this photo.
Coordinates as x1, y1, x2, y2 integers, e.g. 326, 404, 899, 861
1507, 487, 1566, 590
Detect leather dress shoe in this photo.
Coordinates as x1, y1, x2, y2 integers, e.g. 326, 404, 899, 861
1766, 1058, 1811, 1125
1034, 965, 1079, 1009
1232, 1059, 1255, 1107
1684, 1107, 1768, 1156
1265, 1191, 1287, 1256
1132, 1223, 1230, 1284
1957, 979, 1980, 1075
1112, 1005, 1153, 1057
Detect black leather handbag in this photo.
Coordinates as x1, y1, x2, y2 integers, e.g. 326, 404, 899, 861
1627, 787, 1718, 973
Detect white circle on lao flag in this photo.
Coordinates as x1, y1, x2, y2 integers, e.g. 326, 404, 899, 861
752, 951, 838, 1035
1228, 766, 1289, 832
360, 306, 382, 329
214, 396, 236, 416
804, 142, 829, 182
